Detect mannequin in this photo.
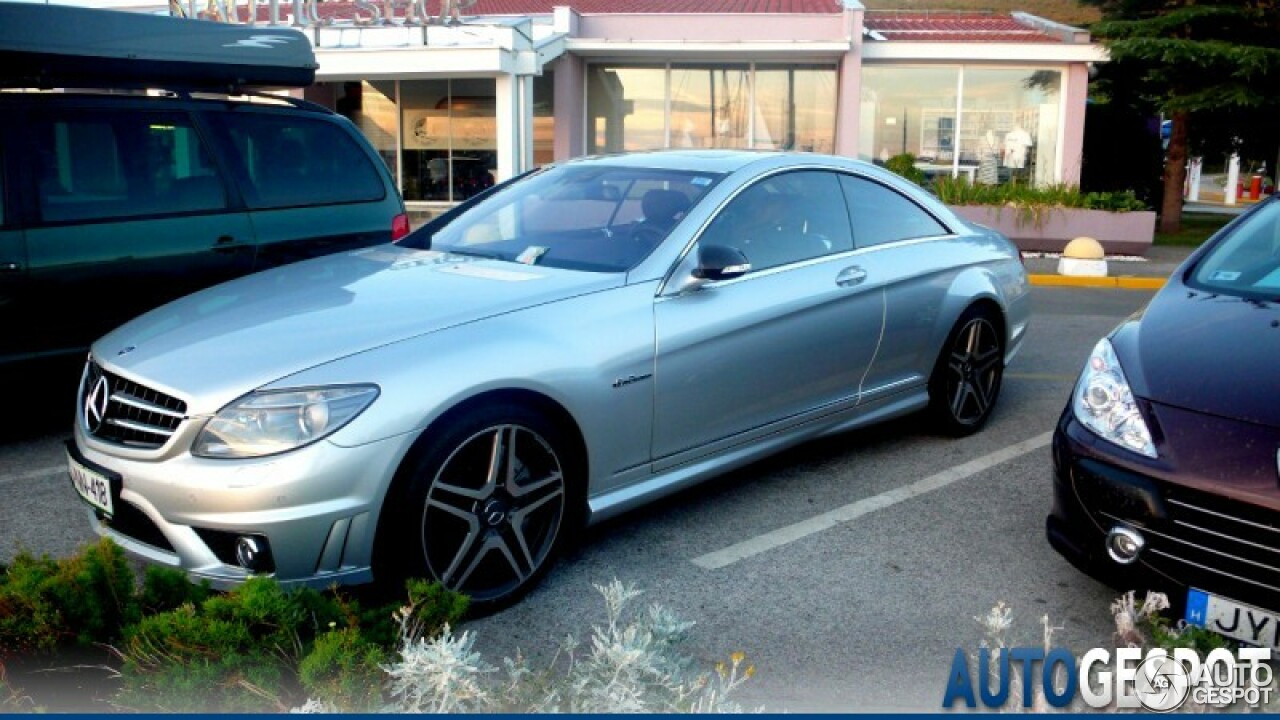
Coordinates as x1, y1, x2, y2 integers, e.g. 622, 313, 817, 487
976, 128, 999, 185
1003, 125, 1033, 170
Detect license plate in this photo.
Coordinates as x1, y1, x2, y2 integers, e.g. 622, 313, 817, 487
68, 453, 114, 516
1186, 588, 1280, 648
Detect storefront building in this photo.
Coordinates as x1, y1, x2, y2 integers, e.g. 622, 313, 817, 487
221, 0, 1105, 213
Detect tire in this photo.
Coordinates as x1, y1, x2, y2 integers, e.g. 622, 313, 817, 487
927, 305, 1005, 437
375, 402, 580, 613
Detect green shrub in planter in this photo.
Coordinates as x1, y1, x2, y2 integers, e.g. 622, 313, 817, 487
884, 153, 926, 186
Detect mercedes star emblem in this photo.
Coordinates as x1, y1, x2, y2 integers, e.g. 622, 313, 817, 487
84, 375, 110, 433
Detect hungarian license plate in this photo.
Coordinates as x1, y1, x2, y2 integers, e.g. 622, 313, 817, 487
1186, 588, 1280, 648
68, 452, 115, 516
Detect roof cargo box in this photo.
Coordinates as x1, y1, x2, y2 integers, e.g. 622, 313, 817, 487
0, 1, 317, 91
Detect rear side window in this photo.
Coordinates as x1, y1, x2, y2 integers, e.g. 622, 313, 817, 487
215, 113, 384, 210
33, 110, 227, 223
839, 175, 949, 248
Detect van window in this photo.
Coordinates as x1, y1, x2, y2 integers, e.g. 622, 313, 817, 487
33, 110, 227, 223
215, 114, 385, 210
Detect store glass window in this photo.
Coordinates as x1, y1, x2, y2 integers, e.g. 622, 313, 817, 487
859, 66, 960, 179
961, 68, 1061, 186
669, 65, 750, 149
401, 78, 498, 203
587, 63, 836, 155
754, 66, 837, 153
587, 66, 666, 154
861, 65, 1063, 187
533, 73, 556, 166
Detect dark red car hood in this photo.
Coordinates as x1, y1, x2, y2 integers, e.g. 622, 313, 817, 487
1116, 280, 1280, 428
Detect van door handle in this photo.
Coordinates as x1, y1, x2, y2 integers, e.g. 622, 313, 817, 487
836, 265, 867, 287
213, 236, 241, 253
0, 262, 21, 272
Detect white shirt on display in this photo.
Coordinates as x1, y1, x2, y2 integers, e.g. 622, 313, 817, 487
1003, 127, 1032, 169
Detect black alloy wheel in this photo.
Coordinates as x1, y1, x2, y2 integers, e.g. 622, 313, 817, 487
379, 403, 578, 611
930, 306, 1004, 436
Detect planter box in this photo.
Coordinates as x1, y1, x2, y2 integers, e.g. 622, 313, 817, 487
949, 205, 1156, 256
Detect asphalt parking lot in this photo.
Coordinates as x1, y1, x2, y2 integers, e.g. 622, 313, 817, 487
0, 285, 1156, 712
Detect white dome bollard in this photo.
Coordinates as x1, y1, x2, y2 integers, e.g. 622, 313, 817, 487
1057, 236, 1108, 277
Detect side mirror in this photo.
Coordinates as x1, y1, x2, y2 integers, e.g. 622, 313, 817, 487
692, 244, 751, 282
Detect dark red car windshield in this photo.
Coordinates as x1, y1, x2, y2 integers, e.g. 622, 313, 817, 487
1188, 199, 1280, 301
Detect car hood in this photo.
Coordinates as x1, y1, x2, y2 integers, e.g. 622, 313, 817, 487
94, 246, 620, 412
1119, 281, 1280, 428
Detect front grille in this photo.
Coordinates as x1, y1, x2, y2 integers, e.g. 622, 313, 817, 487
1098, 482, 1280, 611
82, 361, 187, 449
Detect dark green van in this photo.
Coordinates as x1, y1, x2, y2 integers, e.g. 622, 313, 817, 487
0, 3, 408, 387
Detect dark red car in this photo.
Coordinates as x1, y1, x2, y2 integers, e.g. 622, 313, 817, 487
1049, 196, 1280, 648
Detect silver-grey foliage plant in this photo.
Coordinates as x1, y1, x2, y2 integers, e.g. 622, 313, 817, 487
297, 579, 757, 713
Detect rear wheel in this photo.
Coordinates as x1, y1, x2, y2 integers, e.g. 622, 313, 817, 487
928, 306, 1004, 436
377, 403, 578, 611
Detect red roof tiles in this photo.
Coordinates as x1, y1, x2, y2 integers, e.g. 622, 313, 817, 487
229, 2, 1066, 43
862, 13, 1058, 43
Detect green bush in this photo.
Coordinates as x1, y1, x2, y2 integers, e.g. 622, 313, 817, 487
884, 153, 927, 185
116, 577, 338, 711
299, 627, 387, 712
1, 537, 470, 712
116, 576, 468, 712
0, 538, 139, 652
137, 565, 212, 615
931, 175, 1148, 214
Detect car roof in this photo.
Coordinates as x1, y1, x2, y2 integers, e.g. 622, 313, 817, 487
566, 150, 787, 174
562, 149, 898, 180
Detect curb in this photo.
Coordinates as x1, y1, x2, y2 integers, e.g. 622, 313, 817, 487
1028, 274, 1166, 290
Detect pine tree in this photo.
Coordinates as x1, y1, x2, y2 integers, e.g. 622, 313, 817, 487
1079, 1, 1280, 232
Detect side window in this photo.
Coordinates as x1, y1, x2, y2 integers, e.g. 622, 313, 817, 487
34, 110, 226, 223
700, 170, 853, 273
839, 175, 949, 248
215, 113, 385, 210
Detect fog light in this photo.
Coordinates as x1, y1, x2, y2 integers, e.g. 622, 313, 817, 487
1106, 526, 1145, 564
235, 535, 268, 571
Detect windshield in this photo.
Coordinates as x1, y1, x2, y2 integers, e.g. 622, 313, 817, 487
1189, 199, 1280, 300
427, 164, 723, 273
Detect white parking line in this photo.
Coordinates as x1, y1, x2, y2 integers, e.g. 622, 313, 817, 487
0, 465, 67, 487
690, 431, 1054, 570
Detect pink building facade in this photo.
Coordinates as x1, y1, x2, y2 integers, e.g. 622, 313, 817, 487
263, 0, 1106, 211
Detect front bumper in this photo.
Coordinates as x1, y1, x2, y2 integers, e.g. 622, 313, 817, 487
1050, 404, 1280, 613
73, 422, 416, 590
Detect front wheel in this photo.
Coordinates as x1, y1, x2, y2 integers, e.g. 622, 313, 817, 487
928, 306, 1005, 436
377, 404, 578, 611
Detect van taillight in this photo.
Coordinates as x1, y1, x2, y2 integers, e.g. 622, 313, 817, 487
391, 213, 410, 242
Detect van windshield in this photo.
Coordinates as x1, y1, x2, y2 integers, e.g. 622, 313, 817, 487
427, 164, 723, 273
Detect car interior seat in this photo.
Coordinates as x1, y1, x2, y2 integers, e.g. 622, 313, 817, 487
636, 189, 689, 239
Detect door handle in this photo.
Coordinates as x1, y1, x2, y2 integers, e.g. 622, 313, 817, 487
836, 265, 867, 287
0, 262, 21, 272
213, 236, 241, 254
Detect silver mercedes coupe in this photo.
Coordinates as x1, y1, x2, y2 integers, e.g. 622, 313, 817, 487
69, 150, 1030, 609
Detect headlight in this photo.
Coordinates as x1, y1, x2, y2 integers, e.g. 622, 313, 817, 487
1072, 339, 1156, 458
193, 385, 379, 459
